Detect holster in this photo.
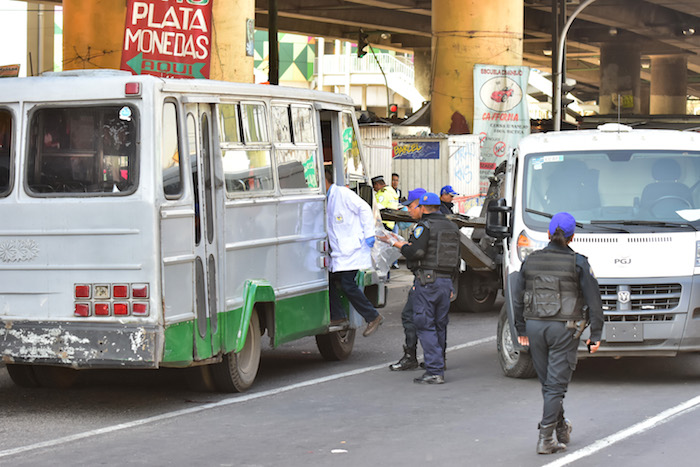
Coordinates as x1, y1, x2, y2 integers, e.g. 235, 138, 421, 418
567, 305, 590, 339
416, 269, 436, 286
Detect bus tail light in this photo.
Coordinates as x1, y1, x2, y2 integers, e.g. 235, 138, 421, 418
132, 302, 149, 316
132, 284, 149, 298
94, 303, 110, 316
75, 284, 91, 298
114, 302, 129, 316
113, 285, 129, 298
125, 82, 141, 96
74, 303, 90, 317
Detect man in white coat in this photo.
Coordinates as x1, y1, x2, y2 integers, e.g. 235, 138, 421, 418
324, 167, 384, 337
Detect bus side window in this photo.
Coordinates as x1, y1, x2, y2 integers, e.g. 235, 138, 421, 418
161, 101, 182, 198
274, 104, 318, 190
0, 109, 11, 195
221, 103, 273, 194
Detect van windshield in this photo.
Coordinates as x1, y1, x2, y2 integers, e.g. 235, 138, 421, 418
27, 106, 138, 195
522, 150, 700, 232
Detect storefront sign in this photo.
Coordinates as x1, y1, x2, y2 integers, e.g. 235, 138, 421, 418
473, 65, 530, 196
121, 0, 213, 79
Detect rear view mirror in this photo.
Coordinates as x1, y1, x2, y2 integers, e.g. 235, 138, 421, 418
486, 198, 511, 239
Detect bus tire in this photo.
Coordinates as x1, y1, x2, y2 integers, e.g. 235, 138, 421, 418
315, 329, 356, 361
497, 305, 536, 379
457, 271, 497, 313
32, 365, 79, 388
211, 309, 262, 393
6, 364, 40, 388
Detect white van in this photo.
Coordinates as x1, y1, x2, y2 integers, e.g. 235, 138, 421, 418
0, 70, 383, 390
487, 123, 700, 377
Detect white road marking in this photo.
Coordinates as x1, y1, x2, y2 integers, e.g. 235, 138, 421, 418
0, 335, 495, 459
542, 393, 700, 467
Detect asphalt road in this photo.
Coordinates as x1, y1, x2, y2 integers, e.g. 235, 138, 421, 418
1, 268, 700, 466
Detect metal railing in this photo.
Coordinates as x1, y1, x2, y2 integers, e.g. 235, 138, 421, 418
315, 53, 415, 84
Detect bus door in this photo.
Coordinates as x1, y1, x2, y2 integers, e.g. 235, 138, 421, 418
185, 103, 224, 359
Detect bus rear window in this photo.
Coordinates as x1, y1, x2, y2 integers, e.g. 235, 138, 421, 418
27, 106, 138, 195
0, 109, 11, 196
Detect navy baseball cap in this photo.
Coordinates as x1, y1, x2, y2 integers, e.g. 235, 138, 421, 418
549, 212, 576, 237
419, 192, 441, 206
440, 185, 458, 196
401, 188, 427, 206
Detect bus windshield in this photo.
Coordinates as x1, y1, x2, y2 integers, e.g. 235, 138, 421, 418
27, 105, 138, 195
522, 150, 700, 232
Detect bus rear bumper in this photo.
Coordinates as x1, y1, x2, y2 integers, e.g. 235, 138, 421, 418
0, 320, 161, 368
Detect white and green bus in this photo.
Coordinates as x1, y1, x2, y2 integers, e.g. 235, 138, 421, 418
0, 70, 383, 391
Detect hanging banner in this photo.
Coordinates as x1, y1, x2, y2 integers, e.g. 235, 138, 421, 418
472, 64, 530, 196
120, 0, 213, 79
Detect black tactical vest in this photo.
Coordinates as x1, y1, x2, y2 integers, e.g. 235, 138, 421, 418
522, 248, 584, 321
413, 214, 460, 275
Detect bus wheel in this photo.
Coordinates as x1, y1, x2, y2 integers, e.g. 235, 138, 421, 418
32, 365, 78, 388
211, 309, 262, 393
315, 329, 356, 361
457, 271, 497, 313
6, 364, 40, 388
496, 305, 536, 378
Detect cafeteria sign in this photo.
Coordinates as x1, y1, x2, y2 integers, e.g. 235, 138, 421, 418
121, 0, 213, 79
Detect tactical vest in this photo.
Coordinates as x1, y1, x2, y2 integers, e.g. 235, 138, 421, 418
412, 214, 460, 275
522, 248, 584, 321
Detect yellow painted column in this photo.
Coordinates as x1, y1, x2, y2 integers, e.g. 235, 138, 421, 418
431, 0, 523, 134
63, 0, 254, 83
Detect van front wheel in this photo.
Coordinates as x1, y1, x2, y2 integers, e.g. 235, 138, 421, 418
497, 305, 536, 378
211, 309, 262, 392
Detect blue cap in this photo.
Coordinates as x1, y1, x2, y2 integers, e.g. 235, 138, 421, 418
440, 185, 458, 196
401, 188, 426, 206
549, 212, 576, 237
419, 192, 441, 206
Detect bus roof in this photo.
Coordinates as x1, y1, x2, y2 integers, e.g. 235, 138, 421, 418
0, 69, 356, 107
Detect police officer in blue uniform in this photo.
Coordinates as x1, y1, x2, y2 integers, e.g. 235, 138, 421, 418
390, 192, 460, 384
388, 188, 426, 371
513, 212, 603, 454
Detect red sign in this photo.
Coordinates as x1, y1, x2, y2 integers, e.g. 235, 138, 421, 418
120, 0, 213, 79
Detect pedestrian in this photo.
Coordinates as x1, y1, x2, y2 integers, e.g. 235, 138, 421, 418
439, 185, 458, 214
325, 167, 384, 337
372, 175, 400, 231
513, 212, 603, 454
391, 173, 405, 202
388, 188, 426, 371
387, 192, 460, 384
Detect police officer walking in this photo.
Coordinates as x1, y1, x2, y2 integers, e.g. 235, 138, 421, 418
388, 192, 460, 384
513, 212, 603, 454
388, 188, 426, 371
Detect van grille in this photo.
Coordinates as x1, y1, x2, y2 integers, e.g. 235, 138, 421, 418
600, 283, 681, 312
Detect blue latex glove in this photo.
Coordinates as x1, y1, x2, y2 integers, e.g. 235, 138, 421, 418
365, 236, 376, 248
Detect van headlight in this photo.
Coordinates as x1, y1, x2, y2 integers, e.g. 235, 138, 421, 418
517, 230, 548, 262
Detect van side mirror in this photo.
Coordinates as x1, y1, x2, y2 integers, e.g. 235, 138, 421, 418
485, 198, 511, 239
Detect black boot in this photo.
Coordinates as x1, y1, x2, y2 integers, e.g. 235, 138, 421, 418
556, 418, 572, 444
537, 423, 566, 454
389, 346, 418, 371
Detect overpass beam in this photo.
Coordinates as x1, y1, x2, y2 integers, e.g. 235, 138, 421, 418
599, 41, 641, 115
431, 0, 523, 134
62, 0, 254, 82
650, 55, 687, 115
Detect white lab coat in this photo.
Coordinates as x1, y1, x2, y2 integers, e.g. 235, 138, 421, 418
327, 184, 375, 272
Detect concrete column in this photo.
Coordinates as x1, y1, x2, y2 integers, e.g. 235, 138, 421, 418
639, 81, 650, 115
431, 0, 523, 134
316, 37, 325, 90
413, 47, 431, 102
26, 3, 55, 75
599, 41, 641, 115
63, 0, 254, 82
650, 55, 687, 115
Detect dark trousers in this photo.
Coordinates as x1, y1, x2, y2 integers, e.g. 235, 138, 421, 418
401, 288, 418, 351
413, 277, 452, 376
329, 270, 379, 324
526, 319, 579, 426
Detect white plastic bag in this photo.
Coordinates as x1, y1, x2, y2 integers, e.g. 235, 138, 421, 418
372, 226, 404, 279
